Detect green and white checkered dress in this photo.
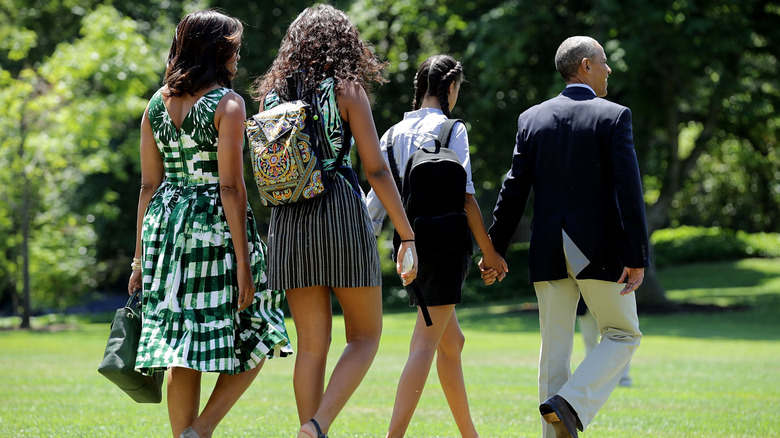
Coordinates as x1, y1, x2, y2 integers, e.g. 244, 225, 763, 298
136, 87, 292, 375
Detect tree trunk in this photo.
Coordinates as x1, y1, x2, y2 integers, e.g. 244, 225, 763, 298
18, 100, 32, 330
20, 174, 31, 329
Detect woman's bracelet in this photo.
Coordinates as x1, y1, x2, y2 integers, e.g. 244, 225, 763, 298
400, 239, 415, 243
131, 258, 142, 271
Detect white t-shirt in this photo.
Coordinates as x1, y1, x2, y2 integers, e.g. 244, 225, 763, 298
365, 107, 475, 236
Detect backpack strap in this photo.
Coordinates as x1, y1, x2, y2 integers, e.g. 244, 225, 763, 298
408, 281, 433, 326
332, 119, 351, 171
436, 118, 465, 149
385, 125, 403, 194
305, 86, 351, 175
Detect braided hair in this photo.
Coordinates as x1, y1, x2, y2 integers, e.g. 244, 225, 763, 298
412, 54, 464, 118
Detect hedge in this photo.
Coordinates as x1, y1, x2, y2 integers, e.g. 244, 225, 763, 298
650, 226, 780, 267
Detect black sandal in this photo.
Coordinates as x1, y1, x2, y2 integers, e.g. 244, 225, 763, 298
308, 418, 327, 438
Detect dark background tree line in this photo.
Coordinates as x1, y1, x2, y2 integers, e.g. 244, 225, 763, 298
1, 0, 778, 327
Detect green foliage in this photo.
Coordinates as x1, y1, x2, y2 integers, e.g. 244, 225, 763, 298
670, 136, 780, 232
605, 0, 780, 233
651, 226, 780, 267
0, 2, 176, 313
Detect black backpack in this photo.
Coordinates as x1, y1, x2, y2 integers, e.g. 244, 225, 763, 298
386, 119, 473, 325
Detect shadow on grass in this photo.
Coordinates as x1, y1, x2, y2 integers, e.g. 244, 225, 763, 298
455, 302, 541, 334
453, 290, 780, 341
657, 259, 780, 290
637, 291, 780, 341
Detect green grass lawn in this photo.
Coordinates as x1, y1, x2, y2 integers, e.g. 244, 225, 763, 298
1, 258, 779, 437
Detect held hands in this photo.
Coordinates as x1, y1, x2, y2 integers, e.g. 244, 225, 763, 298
478, 249, 508, 286
618, 267, 645, 295
397, 241, 418, 286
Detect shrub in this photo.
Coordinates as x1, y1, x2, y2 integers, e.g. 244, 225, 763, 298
651, 226, 780, 267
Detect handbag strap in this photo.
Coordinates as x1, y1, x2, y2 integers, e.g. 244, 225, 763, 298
126, 289, 141, 309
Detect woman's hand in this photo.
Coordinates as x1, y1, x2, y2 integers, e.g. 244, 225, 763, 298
128, 269, 142, 295
397, 241, 418, 286
236, 263, 255, 312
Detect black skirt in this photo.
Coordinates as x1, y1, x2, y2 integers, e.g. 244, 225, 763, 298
408, 251, 471, 307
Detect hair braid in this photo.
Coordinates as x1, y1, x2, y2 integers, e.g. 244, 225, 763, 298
413, 55, 464, 117
436, 80, 452, 118
435, 63, 462, 118
412, 61, 429, 110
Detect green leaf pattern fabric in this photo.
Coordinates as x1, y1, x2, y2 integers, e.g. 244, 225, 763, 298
136, 87, 292, 375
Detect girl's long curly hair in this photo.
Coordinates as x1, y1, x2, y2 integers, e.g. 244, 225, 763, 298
252, 4, 387, 102
164, 9, 243, 97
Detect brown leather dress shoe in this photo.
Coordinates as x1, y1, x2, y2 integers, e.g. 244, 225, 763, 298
540, 395, 583, 438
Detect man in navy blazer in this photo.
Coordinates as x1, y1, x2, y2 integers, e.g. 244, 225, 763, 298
485, 36, 649, 438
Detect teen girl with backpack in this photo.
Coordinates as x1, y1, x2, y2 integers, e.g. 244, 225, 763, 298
252, 5, 417, 438
366, 54, 508, 438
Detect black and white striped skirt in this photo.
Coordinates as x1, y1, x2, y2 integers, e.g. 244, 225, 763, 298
266, 175, 382, 290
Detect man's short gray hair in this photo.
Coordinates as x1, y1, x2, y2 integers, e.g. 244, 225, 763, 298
555, 36, 600, 80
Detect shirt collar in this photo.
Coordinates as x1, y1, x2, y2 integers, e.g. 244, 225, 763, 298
403, 107, 445, 118
566, 83, 596, 95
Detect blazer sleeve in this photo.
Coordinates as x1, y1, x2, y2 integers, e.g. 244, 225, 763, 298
488, 117, 533, 257
610, 108, 650, 268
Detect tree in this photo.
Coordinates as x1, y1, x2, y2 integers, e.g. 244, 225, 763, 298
0, 2, 174, 325
603, 0, 780, 304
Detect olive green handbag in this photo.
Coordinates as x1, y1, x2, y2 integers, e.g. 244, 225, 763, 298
97, 290, 164, 403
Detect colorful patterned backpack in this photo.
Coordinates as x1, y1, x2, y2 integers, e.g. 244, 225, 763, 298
246, 74, 347, 207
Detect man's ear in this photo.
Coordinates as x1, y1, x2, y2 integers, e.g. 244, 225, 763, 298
582, 57, 590, 72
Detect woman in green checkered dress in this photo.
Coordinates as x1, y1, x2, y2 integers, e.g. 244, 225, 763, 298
126, 10, 291, 438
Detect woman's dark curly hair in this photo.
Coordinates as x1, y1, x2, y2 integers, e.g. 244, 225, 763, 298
252, 4, 387, 102
164, 10, 243, 97
412, 54, 464, 118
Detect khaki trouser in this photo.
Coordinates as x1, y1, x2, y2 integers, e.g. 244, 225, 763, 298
534, 246, 641, 437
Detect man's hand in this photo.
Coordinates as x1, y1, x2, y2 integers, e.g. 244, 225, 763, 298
617, 267, 645, 295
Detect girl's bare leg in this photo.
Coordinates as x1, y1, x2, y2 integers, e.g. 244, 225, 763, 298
298, 286, 383, 438
437, 312, 478, 437
286, 286, 333, 427
386, 305, 456, 438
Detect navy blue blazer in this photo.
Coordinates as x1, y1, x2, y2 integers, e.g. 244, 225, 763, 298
488, 86, 650, 283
